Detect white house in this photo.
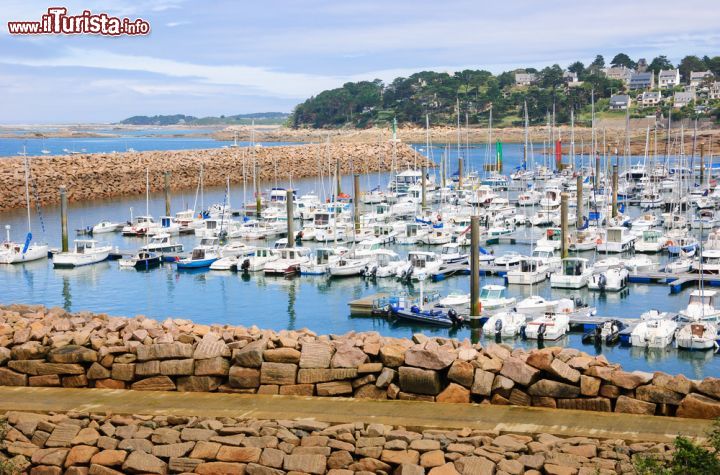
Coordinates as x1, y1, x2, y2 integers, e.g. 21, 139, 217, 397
603, 66, 632, 84
638, 91, 662, 107
690, 71, 714, 88
515, 73, 537, 86
709, 82, 720, 100
629, 72, 654, 90
658, 69, 680, 89
609, 94, 631, 110
563, 71, 578, 83
674, 91, 696, 108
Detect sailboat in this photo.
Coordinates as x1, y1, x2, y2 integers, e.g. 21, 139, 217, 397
0, 150, 49, 264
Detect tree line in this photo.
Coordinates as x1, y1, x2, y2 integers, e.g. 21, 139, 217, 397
289, 54, 720, 128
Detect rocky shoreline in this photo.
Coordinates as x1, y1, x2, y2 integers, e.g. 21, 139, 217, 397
0, 304, 718, 422
0, 143, 426, 212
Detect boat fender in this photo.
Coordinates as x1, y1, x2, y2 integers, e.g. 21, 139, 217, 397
537, 323, 546, 340
598, 273, 607, 290
411, 305, 421, 314
494, 319, 503, 335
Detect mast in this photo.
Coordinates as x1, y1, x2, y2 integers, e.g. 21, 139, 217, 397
23, 147, 31, 233
145, 168, 150, 217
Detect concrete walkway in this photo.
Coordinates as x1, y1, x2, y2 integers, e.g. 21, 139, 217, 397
0, 387, 711, 443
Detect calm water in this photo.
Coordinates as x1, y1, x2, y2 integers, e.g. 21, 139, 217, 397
0, 135, 718, 378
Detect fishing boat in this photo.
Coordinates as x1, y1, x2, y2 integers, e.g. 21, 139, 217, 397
264, 247, 311, 275
596, 227, 636, 253
524, 313, 570, 340
630, 318, 677, 348
482, 312, 527, 338
550, 257, 591, 289
588, 267, 629, 292
53, 240, 112, 268
678, 290, 720, 322
439, 243, 468, 265
675, 322, 719, 350
299, 247, 347, 275
634, 230, 666, 253
506, 257, 548, 285
240, 247, 277, 272
91, 221, 124, 234
119, 250, 162, 270
176, 238, 220, 269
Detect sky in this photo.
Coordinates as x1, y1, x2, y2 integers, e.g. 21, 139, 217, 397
1, 0, 719, 123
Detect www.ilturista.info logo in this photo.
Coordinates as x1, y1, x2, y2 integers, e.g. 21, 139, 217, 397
7, 7, 150, 36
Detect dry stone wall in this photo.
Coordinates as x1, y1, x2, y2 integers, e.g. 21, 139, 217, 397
0, 143, 428, 212
0, 304, 719, 421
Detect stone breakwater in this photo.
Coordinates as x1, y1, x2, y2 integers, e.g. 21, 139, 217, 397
0, 143, 427, 212
0, 411, 697, 475
0, 304, 719, 421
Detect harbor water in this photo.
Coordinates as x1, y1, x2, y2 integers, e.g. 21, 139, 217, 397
0, 134, 718, 379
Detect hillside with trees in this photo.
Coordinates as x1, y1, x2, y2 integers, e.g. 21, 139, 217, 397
120, 112, 289, 126
289, 54, 720, 128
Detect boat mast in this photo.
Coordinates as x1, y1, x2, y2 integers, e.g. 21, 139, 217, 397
23, 147, 31, 233
145, 168, 150, 217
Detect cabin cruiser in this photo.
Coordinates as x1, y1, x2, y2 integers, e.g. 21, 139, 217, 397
517, 189, 543, 206
550, 258, 591, 289
675, 321, 719, 350
397, 251, 443, 281
634, 230, 666, 253
53, 240, 112, 268
479, 285, 516, 313
372, 224, 398, 244
524, 313, 570, 340
119, 250, 162, 270
692, 209, 720, 229
329, 252, 372, 277
0, 225, 49, 264
494, 252, 523, 269
148, 216, 181, 236
588, 267, 629, 292
624, 255, 656, 274
596, 227, 636, 253
506, 257, 548, 285
363, 250, 404, 278
631, 214, 661, 231
300, 247, 347, 275
630, 318, 677, 348
419, 228, 452, 245
121, 216, 155, 236
240, 247, 278, 272
531, 246, 561, 272
176, 238, 220, 269
679, 289, 720, 321
397, 222, 429, 245
439, 243, 468, 265
210, 243, 257, 271
692, 250, 720, 274
175, 209, 204, 233
483, 312, 527, 338
568, 228, 600, 252
264, 247, 311, 275
91, 221, 124, 234
140, 233, 184, 256
194, 218, 230, 239
540, 188, 562, 208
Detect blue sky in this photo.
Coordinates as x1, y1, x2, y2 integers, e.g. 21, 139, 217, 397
1, 0, 719, 123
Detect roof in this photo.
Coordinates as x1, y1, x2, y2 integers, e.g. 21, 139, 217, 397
658, 69, 679, 78
641, 92, 661, 99
675, 91, 696, 100
690, 70, 713, 79
609, 94, 630, 103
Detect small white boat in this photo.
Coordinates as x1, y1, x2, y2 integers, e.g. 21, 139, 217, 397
550, 257, 591, 289
692, 249, 720, 274
630, 318, 677, 348
140, 233, 183, 255
92, 221, 124, 234
596, 227, 636, 253
666, 257, 693, 274
241, 247, 278, 272
635, 230, 666, 253
300, 247, 347, 275
397, 251, 443, 281
364, 250, 403, 278
494, 252, 523, 269
588, 267, 629, 292
524, 313, 570, 340
329, 253, 371, 277
679, 290, 720, 322
264, 247, 311, 275
119, 250, 162, 270
675, 322, 719, 350
439, 243, 468, 265
53, 240, 112, 268
624, 255, 656, 274
0, 226, 49, 264
176, 238, 220, 269
506, 257, 548, 285
483, 312, 527, 338
121, 216, 155, 236
437, 292, 470, 314
479, 285, 516, 313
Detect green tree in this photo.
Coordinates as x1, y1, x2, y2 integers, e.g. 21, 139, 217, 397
678, 55, 708, 82
590, 55, 605, 72
611, 53, 635, 69
648, 55, 674, 74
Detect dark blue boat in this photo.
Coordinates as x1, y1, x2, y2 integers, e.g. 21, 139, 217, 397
389, 304, 464, 327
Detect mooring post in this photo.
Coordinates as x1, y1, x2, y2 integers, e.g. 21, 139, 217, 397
560, 192, 569, 259
700, 142, 705, 185
60, 186, 68, 253
164, 172, 171, 216
254, 163, 261, 217
470, 215, 481, 328
594, 153, 600, 189
576, 174, 584, 229
353, 174, 361, 233
612, 164, 619, 218
458, 158, 464, 189
421, 165, 427, 211
336, 159, 342, 196
286, 190, 294, 247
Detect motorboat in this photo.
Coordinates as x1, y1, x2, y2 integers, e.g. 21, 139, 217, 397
364, 250, 404, 278
220, 242, 256, 257
634, 230, 666, 253
675, 321, 719, 350
482, 312, 527, 338
624, 255, 656, 274
119, 250, 162, 270
494, 252, 523, 269
524, 313, 570, 340
53, 240, 113, 268
630, 318, 677, 348
692, 209, 720, 229
329, 253, 372, 277
419, 228, 452, 245
692, 249, 720, 274
531, 246, 561, 272
678, 289, 720, 322
390, 303, 464, 328
666, 257, 693, 274
397, 251, 443, 281
569, 229, 599, 252
91, 221, 124, 234
596, 227, 636, 253
582, 319, 625, 345
550, 258, 591, 289
666, 233, 699, 256
263, 247, 311, 275
592, 256, 623, 273
535, 228, 563, 250
436, 292, 470, 314
439, 243, 468, 265
300, 247, 347, 275
140, 233, 184, 256
121, 216, 155, 236
397, 222, 429, 245
176, 238, 220, 269
517, 189, 543, 206
631, 214, 661, 231
0, 225, 49, 264
588, 267, 629, 292
479, 285, 516, 313
506, 257, 548, 285
240, 247, 277, 272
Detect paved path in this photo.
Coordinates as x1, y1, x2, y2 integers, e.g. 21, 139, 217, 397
0, 387, 711, 442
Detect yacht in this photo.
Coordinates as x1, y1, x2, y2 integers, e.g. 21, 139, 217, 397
53, 240, 112, 268
264, 247, 311, 275
550, 258, 591, 289
0, 225, 49, 264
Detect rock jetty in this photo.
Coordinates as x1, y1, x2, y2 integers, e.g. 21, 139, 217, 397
0, 143, 428, 212
1, 304, 718, 421
1, 408, 697, 475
